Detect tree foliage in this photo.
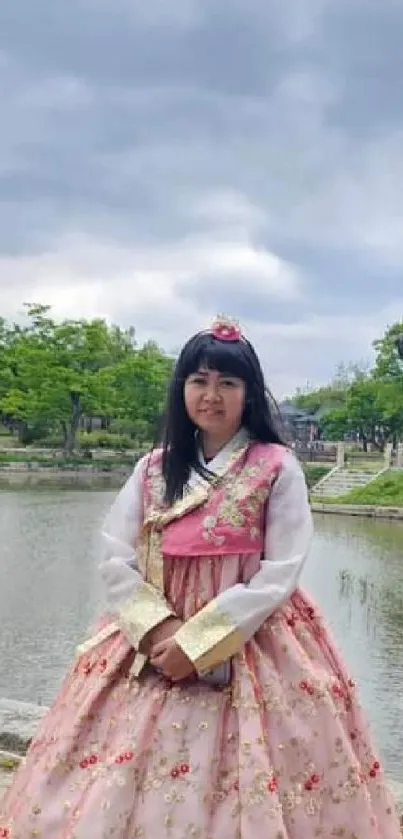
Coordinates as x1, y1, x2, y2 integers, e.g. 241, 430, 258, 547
2, 308, 403, 452
0, 305, 173, 452
290, 321, 403, 448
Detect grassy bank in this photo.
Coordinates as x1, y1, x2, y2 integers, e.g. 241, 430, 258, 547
312, 470, 403, 507
302, 464, 332, 489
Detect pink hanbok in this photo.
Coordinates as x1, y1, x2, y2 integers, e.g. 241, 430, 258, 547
1, 430, 400, 838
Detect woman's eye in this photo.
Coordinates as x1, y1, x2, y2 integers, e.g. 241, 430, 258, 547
221, 379, 236, 387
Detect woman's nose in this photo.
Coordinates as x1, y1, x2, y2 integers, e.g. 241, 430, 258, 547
204, 384, 220, 401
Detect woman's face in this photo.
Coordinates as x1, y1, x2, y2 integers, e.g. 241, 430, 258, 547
184, 367, 246, 441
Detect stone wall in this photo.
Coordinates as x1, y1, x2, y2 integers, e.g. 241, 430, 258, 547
0, 698, 48, 755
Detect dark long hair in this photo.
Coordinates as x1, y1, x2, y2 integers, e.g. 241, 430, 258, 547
160, 331, 285, 505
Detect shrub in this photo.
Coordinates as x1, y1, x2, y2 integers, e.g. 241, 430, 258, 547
34, 436, 64, 449
77, 431, 133, 450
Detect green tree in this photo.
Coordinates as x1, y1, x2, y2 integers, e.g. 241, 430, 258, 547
372, 321, 403, 444
0, 305, 173, 452
107, 342, 174, 444
0, 306, 132, 451
321, 375, 403, 449
373, 320, 403, 381
291, 339, 403, 448
321, 377, 384, 448
292, 384, 346, 415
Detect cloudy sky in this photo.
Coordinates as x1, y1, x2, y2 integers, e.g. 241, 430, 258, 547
1, 0, 402, 398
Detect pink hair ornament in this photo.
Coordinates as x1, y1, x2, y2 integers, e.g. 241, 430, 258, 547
209, 315, 243, 343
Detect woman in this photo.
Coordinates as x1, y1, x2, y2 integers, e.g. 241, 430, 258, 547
1, 316, 400, 838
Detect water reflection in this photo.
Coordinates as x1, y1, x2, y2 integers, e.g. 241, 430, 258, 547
305, 514, 403, 796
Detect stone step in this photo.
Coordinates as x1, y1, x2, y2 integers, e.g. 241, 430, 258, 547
313, 469, 379, 498
317, 480, 370, 488
320, 480, 370, 487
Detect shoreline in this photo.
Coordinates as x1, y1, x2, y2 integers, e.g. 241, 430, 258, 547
1, 468, 403, 519
311, 502, 403, 520
0, 465, 132, 489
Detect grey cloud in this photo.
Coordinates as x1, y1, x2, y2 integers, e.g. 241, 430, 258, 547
173, 277, 296, 324
0, 0, 402, 362
0, 0, 287, 92
309, 3, 403, 135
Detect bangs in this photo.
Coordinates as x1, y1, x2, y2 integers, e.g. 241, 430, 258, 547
180, 334, 252, 381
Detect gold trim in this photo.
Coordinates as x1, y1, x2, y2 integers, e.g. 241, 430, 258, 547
117, 581, 174, 648
76, 622, 120, 656
146, 442, 249, 530
174, 600, 243, 674
137, 526, 165, 591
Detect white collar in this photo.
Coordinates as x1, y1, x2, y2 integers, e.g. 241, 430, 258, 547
188, 428, 250, 490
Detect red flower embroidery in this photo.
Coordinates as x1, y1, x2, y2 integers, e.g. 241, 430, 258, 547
305, 773, 320, 791
80, 753, 99, 769
369, 761, 381, 778
287, 614, 296, 628
300, 679, 315, 695
99, 658, 108, 673
0, 827, 10, 838
306, 607, 315, 620
331, 683, 344, 699
83, 661, 93, 676
114, 751, 134, 765
350, 731, 357, 741
170, 763, 190, 778
267, 776, 278, 793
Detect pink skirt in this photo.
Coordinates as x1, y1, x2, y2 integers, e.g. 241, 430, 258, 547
1, 554, 400, 838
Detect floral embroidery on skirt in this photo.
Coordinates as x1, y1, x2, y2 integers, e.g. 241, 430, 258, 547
1, 554, 400, 838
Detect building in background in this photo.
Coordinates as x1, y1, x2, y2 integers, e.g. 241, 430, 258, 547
279, 402, 322, 444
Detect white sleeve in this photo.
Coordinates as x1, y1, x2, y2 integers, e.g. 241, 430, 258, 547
175, 450, 313, 673
226, 449, 313, 640
99, 457, 145, 609
99, 455, 175, 648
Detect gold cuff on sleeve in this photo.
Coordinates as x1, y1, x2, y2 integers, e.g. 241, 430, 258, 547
117, 581, 174, 649
174, 600, 244, 674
